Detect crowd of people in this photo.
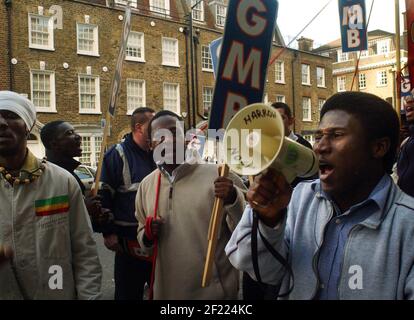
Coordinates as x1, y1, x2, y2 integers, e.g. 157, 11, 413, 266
0, 88, 413, 300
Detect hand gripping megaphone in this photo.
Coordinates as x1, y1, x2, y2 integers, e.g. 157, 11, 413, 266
223, 103, 318, 182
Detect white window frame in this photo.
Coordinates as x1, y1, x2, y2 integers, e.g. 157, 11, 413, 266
114, 0, 138, 8
202, 86, 213, 116
126, 79, 146, 115
276, 95, 285, 103
30, 70, 56, 113
316, 67, 326, 88
302, 97, 312, 122
149, 0, 170, 16
191, 0, 204, 22
77, 23, 99, 57
275, 60, 285, 84
359, 73, 367, 89
162, 37, 179, 67
216, 4, 227, 27
337, 49, 349, 62
28, 14, 54, 51
377, 70, 388, 87
303, 135, 315, 146
377, 39, 390, 55
201, 45, 213, 72
263, 93, 269, 104
78, 133, 103, 167
301, 64, 310, 86
337, 76, 346, 92
126, 31, 145, 62
78, 74, 101, 114
163, 82, 180, 114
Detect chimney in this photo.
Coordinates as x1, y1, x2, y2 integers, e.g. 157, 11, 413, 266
297, 37, 314, 52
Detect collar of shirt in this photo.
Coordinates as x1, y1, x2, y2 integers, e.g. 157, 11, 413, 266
311, 175, 391, 217
288, 131, 298, 141
158, 162, 193, 184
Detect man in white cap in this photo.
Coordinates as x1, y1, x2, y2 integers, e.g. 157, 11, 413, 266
0, 91, 102, 299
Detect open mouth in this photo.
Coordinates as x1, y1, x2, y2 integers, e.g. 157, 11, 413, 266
319, 160, 334, 179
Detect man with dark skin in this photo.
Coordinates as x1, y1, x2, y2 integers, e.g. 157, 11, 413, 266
40, 121, 111, 230
0, 91, 101, 299
227, 92, 414, 300
135, 110, 246, 299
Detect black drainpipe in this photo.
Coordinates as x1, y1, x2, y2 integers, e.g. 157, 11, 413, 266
291, 51, 298, 132
5, 0, 13, 91
183, 25, 192, 129
193, 29, 207, 124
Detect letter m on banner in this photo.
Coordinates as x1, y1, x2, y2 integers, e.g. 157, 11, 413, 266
208, 0, 278, 130
338, 0, 368, 52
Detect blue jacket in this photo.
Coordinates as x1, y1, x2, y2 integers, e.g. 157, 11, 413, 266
99, 134, 156, 239
226, 177, 414, 299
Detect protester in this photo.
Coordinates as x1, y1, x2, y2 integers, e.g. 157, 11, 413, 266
99, 107, 156, 300
40, 121, 112, 231
0, 91, 102, 299
226, 92, 414, 299
397, 95, 414, 197
135, 110, 246, 299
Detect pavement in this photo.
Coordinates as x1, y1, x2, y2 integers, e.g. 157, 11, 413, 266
93, 233, 115, 300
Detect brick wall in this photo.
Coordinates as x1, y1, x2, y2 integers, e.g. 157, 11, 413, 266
0, 1, 10, 90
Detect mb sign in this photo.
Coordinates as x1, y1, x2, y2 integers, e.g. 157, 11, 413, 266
338, 0, 368, 52
208, 0, 278, 130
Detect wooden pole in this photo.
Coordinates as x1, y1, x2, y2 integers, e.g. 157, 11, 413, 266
395, 0, 402, 121
91, 112, 111, 197
202, 164, 229, 287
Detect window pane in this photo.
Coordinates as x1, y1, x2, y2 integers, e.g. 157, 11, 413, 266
80, 76, 97, 110
30, 16, 51, 47
32, 72, 52, 109
127, 79, 145, 112
201, 46, 213, 70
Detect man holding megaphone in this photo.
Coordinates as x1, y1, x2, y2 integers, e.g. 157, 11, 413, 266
226, 92, 414, 300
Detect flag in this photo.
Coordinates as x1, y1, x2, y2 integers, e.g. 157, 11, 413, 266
406, 0, 414, 90
108, 6, 132, 116
338, 0, 368, 52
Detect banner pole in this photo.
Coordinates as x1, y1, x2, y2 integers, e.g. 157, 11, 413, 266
395, 0, 402, 121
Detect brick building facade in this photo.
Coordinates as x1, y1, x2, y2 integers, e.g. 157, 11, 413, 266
0, 0, 333, 165
314, 29, 407, 110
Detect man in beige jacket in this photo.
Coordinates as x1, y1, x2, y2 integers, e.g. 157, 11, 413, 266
136, 110, 246, 300
0, 91, 102, 299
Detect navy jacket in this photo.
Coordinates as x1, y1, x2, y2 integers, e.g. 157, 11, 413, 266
99, 133, 156, 239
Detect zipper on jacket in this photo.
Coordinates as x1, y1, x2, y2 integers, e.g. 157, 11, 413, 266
311, 204, 334, 299
168, 184, 173, 215
337, 224, 361, 300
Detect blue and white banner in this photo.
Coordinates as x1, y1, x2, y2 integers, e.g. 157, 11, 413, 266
108, 6, 131, 116
208, 0, 278, 130
338, 0, 368, 53
209, 37, 222, 78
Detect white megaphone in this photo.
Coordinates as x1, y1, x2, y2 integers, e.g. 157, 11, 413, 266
223, 103, 318, 183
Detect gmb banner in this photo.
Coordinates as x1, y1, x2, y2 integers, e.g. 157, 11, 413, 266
338, 0, 368, 53
208, 0, 278, 130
